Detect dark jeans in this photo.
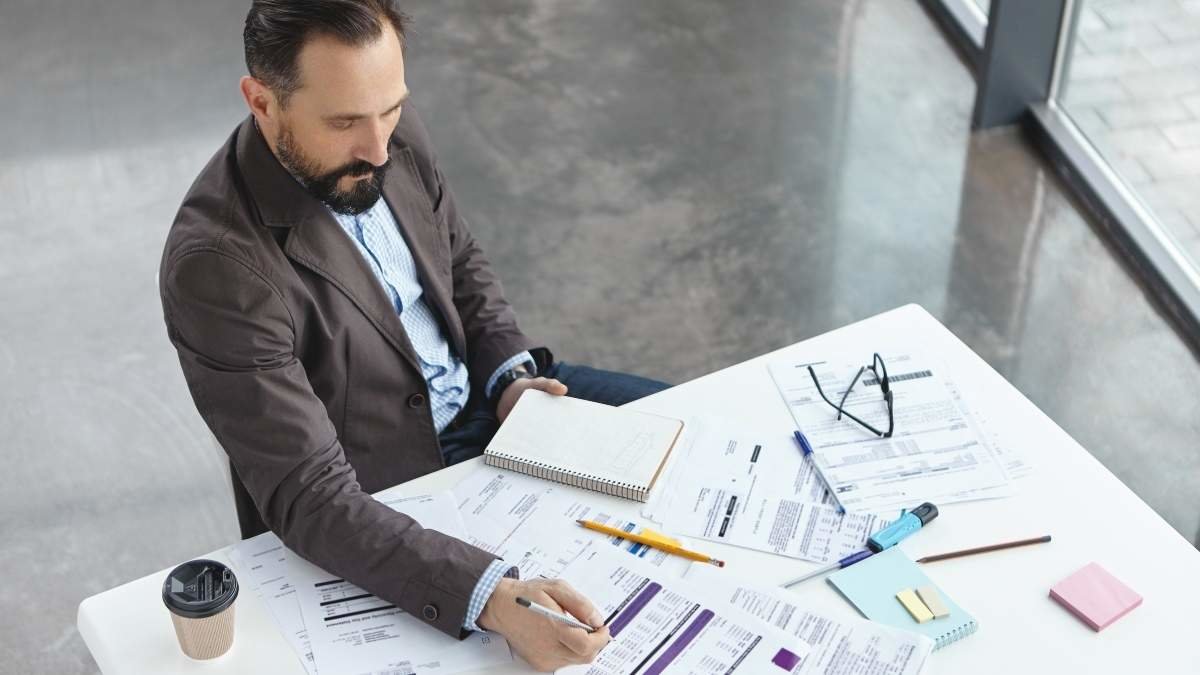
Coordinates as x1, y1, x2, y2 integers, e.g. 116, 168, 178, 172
437, 362, 671, 466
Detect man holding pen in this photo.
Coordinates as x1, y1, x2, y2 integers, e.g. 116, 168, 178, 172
159, 0, 664, 669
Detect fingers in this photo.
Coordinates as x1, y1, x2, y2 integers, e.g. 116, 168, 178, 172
525, 643, 597, 672
541, 579, 604, 627
555, 622, 611, 658
521, 642, 589, 672
518, 590, 605, 667
528, 377, 568, 396
501, 581, 609, 671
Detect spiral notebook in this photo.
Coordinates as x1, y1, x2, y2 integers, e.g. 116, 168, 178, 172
483, 390, 685, 502
828, 548, 978, 650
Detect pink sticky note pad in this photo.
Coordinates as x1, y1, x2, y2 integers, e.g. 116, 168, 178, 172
1049, 562, 1142, 631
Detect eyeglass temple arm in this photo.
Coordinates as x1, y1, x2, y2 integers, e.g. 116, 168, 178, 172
835, 366, 866, 420
807, 366, 888, 437
808, 366, 885, 435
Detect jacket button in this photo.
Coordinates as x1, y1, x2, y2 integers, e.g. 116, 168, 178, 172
407, 393, 426, 408
422, 604, 439, 621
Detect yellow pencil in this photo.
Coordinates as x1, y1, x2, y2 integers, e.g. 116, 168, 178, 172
576, 520, 726, 567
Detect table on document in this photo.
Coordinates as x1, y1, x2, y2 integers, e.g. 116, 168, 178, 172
77, 304, 1200, 674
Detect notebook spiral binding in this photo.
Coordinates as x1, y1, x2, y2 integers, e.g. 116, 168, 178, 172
484, 452, 650, 502
936, 619, 977, 650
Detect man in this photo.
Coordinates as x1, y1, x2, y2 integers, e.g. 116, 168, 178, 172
159, 0, 668, 670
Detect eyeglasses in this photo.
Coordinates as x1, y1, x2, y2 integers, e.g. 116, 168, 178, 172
807, 353, 894, 438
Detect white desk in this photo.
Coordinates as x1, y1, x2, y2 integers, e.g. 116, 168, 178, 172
79, 305, 1200, 673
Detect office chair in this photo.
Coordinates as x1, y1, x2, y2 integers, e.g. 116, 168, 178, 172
229, 461, 269, 540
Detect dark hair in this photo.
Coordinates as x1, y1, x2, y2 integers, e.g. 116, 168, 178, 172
244, 0, 410, 106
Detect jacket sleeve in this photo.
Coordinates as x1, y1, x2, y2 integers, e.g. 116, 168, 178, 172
161, 247, 496, 638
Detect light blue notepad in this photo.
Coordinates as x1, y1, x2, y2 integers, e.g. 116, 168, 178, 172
828, 547, 978, 650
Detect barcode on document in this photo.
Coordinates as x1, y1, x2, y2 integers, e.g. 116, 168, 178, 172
862, 369, 932, 387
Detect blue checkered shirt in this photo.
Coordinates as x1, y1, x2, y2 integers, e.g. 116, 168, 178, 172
329, 199, 533, 432
464, 559, 520, 631
329, 198, 526, 630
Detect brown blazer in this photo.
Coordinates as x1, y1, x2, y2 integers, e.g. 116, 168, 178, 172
159, 108, 546, 637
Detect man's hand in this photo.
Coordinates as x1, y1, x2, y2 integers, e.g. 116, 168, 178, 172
477, 578, 610, 671
496, 377, 568, 423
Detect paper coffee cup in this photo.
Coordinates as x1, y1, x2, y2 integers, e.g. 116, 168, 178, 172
162, 558, 239, 659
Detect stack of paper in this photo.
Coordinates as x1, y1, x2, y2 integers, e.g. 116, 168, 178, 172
451, 468, 695, 580
228, 532, 316, 675
557, 546, 819, 674
231, 460, 956, 673
767, 350, 1022, 513
230, 469, 696, 674
230, 493, 512, 675
644, 420, 894, 564
643, 349, 1029, 565
686, 564, 934, 674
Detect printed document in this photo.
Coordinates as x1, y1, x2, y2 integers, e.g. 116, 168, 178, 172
557, 546, 813, 674
769, 351, 1012, 513
230, 533, 316, 675
646, 422, 892, 563
453, 467, 694, 579
686, 565, 933, 674
286, 492, 512, 675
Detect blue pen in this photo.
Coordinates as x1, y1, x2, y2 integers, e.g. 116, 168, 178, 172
793, 430, 846, 515
780, 549, 873, 588
780, 504, 939, 588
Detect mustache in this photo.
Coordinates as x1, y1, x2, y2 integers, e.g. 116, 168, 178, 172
322, 157, 390, 184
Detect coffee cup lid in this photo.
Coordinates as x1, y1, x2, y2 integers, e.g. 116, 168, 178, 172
162, 559, 239, 619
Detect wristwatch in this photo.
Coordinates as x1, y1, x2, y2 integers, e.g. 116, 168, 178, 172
490, 362, 536, 410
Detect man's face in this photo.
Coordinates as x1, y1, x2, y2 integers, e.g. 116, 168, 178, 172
268, 22, 409, 215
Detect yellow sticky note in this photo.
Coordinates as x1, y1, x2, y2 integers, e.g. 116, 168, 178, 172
896, 588, 934, 623
917, 585, 951, 619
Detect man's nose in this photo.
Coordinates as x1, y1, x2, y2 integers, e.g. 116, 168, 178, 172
354, 118, 391, 167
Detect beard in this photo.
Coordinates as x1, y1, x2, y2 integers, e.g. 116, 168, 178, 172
275, 125, 390, 216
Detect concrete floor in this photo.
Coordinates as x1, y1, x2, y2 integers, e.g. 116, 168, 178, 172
2, 0, 1198, 672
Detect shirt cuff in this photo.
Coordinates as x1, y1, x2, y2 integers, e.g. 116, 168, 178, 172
484, 351, 536, 400
463, 559, 520, 632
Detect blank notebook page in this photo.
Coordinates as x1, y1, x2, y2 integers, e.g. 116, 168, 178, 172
484, 390, 684, 499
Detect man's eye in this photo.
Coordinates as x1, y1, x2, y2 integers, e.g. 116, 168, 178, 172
330, 120, 353, 131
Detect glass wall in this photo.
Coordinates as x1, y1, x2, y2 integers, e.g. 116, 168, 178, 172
925, 0, 1200, 321
1058, 0, 1200, 270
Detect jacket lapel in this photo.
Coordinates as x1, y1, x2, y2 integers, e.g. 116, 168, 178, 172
380, 146, 466, 358
283, 211, 426, 374
234, 116, 423, 374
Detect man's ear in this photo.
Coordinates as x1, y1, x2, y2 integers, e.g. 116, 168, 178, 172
239, 75, 277, 125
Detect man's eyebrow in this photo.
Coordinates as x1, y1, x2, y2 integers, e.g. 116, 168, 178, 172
384, 89, 411, 114
323, 90, 410, 122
